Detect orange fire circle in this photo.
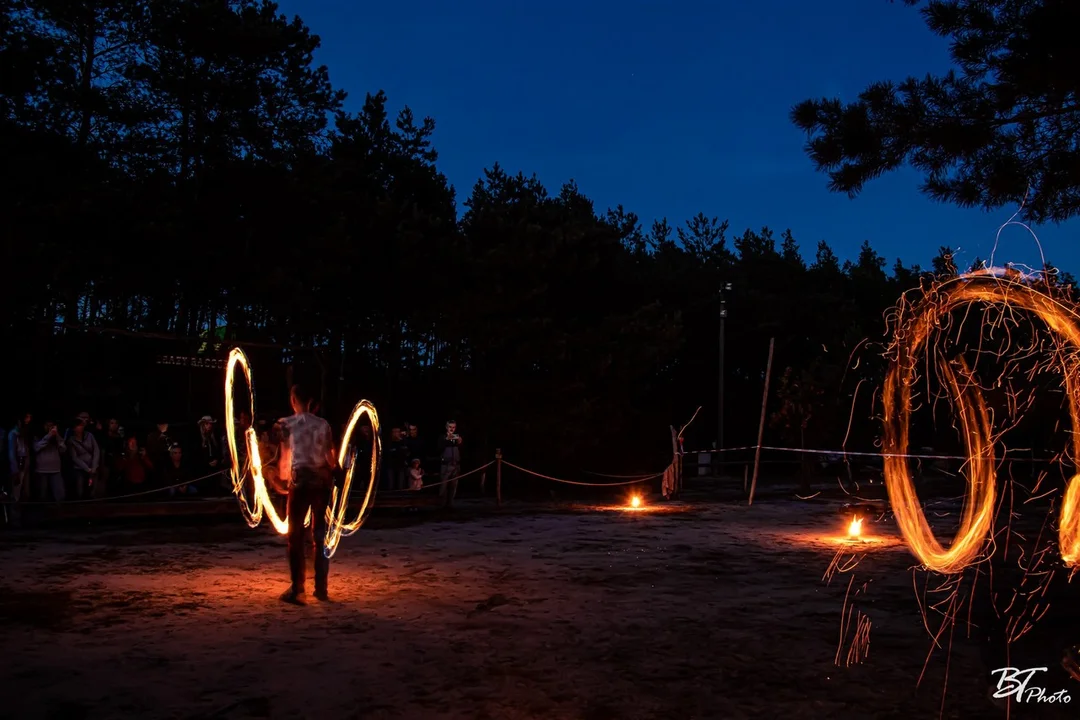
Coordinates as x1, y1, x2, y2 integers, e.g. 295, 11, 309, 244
882, 271, 1080, 574
224, 347, 381, 558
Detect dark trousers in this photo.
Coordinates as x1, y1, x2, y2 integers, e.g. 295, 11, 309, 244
287, 468, 332, 595
36, 472, 65, 502
439, 461, 460, 506
72, 469, 91, 499
385, 467, 406, 490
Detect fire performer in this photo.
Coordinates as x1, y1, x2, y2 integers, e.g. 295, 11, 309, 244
278, 384, 337, 605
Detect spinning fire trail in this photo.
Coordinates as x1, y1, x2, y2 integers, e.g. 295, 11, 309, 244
882, 267, 1080, 573
828, 267, 1080, 683
223, 347, 381, 558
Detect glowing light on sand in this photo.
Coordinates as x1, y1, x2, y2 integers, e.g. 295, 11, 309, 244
630, 495, 642, 509
847, 516, 863, 539
882, 269, 1080, 573
224, 347, 380, 558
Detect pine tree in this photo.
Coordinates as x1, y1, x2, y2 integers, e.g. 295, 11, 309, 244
792, 0, 1080, 223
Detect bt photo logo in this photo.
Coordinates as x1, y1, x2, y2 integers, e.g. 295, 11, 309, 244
990, 667, 1071, 704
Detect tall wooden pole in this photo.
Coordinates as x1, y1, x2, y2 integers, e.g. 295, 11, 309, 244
495, 448, 503, 508
748, 338, 776, 506
717, 305, 726, 473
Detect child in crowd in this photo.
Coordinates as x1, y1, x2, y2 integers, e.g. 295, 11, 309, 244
408, 458, 424, 491
163, 444, 197, 497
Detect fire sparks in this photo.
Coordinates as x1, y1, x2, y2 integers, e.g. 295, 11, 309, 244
1065, 645, 1080, 682
836, 576, 873, 667
882, 269, 1080, 573
826, 267, 1080, 688
224, 347, 381, 558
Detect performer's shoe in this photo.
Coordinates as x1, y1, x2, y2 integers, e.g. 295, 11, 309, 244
314, 589, 330, 602
280, 588, 306, 605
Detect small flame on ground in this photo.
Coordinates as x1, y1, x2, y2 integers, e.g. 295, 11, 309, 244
848, 516, 863, 539
630, 495, 642, 508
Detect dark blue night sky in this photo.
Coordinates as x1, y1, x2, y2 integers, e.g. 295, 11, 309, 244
278, 0, 1077, 274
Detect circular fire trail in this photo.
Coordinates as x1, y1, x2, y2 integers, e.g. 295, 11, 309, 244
224, 347, 381, 558
882, 269, 1080, 574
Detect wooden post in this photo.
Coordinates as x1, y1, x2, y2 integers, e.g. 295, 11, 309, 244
480, 470, 487, 495
495, 448, 503, 507
748, 337, 776, 506
667, 425, 679, 499
676, 451, 683, 496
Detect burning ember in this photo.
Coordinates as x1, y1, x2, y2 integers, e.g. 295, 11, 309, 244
630, 495, 642, 509
848, 517, 863, 539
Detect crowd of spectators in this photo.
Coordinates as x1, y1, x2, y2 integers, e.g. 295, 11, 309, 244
3, 409, 464, 509
3, 411, 236, 504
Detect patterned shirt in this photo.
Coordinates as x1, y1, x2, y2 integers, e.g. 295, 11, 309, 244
281, 413, 334, 471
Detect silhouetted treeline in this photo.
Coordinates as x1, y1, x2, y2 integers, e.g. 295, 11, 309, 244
1, 0, 1074, 473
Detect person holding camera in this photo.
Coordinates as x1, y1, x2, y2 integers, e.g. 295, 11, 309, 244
33, 419, 67, 502
438, 420, 462, 508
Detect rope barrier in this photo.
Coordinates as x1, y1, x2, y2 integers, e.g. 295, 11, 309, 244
682, 445, 758, 455
502, 460, 664, 487
683, 444, 1063, 462
4, 439, 1066, 514
2, 470, 227, 505
760, 445, 1065, 462
583, 469, 671, 480
3, 461, 496, 509
376, 460, 496, 493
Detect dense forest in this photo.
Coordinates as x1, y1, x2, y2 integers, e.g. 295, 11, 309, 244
1, 0, 1075, 472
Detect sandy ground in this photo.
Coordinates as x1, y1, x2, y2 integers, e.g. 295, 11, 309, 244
0, 498, 1075, 720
